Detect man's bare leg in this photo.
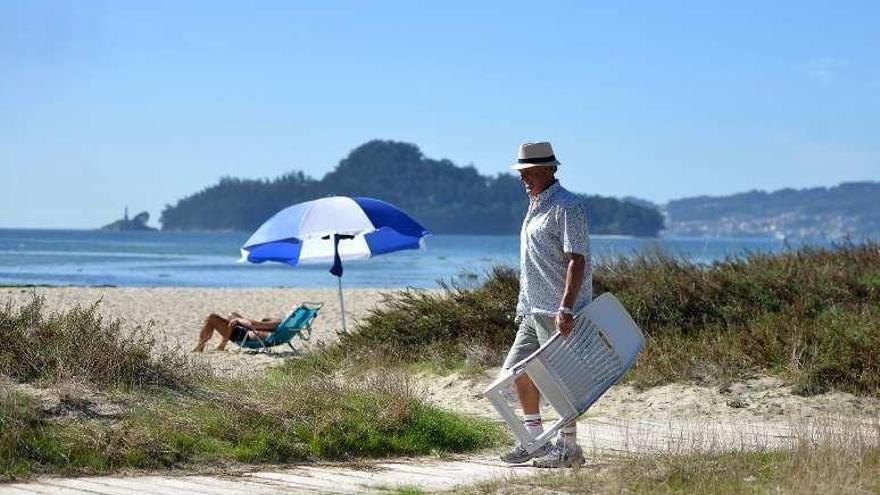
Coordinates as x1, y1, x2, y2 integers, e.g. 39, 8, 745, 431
498, 373, 549, 463
515, 374, 540, 415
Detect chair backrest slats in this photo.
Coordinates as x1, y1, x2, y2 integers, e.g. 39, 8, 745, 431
265, 306, 317, 345
483, 293, 645, 453
536, 318, 624, 411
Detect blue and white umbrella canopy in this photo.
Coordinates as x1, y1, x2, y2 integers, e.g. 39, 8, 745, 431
241, 196, 429, 270
240, 196, 429, 331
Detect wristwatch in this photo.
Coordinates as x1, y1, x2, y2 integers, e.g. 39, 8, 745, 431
557, 306, 574, 315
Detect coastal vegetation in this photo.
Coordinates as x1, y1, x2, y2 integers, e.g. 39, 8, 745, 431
340, 241, 880, 396
452, 433, 880, 494
0, 296, 502, 480
159, 140, 664, 236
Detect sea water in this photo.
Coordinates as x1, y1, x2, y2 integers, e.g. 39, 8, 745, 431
0, 229, 801, 289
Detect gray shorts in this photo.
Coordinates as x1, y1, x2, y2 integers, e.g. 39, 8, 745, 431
502, 314, 557, 369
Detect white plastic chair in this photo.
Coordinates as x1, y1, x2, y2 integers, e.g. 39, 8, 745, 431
483, 293, 646, 453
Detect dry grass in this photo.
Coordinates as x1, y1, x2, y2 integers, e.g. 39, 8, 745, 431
0, 293, 204, 389
455, 420, 880, 495
338, 265, 517, 367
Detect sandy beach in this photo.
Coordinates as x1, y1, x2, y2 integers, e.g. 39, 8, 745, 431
1, 286, 392, 375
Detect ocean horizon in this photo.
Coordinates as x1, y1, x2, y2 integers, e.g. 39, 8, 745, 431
0, 228, 807, 289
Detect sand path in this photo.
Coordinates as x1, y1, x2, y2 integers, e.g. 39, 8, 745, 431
0, 455, 539, 495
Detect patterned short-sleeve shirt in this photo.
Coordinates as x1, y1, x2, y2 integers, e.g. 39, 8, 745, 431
516, 181, 592, 316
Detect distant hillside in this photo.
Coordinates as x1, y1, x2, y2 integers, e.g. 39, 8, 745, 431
160, 140, 663, 236
664, 182, 880, 240
622, 196, 659, 210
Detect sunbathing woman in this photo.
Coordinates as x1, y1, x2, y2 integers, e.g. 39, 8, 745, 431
192, 312, 282, 352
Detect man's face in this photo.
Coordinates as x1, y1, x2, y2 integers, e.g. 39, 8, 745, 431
518, 166, 555, 197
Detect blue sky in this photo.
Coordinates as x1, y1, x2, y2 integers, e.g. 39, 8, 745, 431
2, 0, 878, 228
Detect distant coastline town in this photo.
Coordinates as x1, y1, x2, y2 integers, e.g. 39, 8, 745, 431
659, 181, 879, 241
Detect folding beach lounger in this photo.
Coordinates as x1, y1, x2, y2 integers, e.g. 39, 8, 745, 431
235, 302, 323, 353
483, 293, 645, 453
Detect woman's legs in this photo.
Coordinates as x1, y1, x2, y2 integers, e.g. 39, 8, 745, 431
193, 312, 277, 352
193, 313, 233, 352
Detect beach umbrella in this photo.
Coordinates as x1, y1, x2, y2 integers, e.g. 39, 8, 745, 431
240, 196, 429, 331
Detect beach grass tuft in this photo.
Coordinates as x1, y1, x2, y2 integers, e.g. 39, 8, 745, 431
0, 293, 204, 389
0, 371, 500, 477
338, 265, 519, 368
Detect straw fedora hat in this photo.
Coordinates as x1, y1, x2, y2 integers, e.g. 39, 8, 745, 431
510, 142, 561, 170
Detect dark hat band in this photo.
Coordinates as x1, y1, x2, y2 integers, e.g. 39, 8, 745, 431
517, 155, 557, 164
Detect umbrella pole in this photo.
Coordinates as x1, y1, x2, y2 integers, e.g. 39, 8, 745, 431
337, 276, 347, 332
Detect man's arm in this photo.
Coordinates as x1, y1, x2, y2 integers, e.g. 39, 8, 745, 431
556, 199, 590, 336
561, 252, 586, 309
556, 252, 586, 336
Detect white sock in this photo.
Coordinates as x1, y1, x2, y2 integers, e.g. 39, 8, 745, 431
523, 413, 543, 437
559, 422, 577, 447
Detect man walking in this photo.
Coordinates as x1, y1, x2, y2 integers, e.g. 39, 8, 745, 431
500, 141, 592, 468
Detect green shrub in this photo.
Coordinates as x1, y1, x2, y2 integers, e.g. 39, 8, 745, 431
338, 266, 519, 365
0, 371, 501, 479
0, 355, 501, 479
343, 242, 880, 395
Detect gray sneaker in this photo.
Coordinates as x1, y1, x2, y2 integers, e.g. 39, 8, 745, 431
500, 441, 552, 464
532, 442, 585, 468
